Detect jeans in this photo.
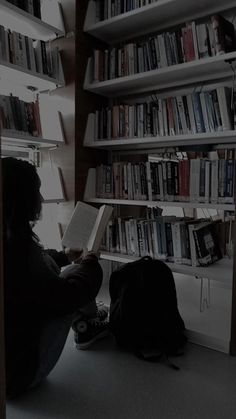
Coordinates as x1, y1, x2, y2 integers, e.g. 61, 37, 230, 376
30, 299, 99, 389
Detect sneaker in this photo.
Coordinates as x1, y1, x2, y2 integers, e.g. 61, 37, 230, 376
74, 317, 109, 350
72, 301, 109, 332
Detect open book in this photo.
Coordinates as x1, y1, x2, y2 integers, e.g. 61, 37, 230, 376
61, 201, 113, 253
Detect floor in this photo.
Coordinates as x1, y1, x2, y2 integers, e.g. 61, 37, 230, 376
6, 332, 236, 419
6, 274, 236, 419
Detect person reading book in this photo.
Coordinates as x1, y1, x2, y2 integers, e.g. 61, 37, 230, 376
2, 157, 109, 399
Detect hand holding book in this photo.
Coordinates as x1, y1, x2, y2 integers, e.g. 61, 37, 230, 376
64, 247, 83, 263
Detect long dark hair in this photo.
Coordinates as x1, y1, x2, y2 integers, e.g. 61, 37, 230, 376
2, 157, 42, 246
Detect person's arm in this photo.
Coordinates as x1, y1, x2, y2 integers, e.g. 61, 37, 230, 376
29, 248, 102, 316
44, 249, 70, 268
44, 248, 83, 268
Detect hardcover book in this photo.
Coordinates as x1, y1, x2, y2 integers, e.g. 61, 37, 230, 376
192, 221, 222, 266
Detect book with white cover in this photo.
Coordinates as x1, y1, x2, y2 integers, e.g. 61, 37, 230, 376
61, 201, 113, 252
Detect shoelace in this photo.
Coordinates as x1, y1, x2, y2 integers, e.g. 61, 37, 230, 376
89, 317, 109, 327
97, 307, 109, 319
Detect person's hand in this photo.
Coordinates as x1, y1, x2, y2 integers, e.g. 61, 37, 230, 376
81, 248, 100, 260
65, 247, 83, 263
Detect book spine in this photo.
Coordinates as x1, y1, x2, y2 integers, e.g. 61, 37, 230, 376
188, 225, 200, 266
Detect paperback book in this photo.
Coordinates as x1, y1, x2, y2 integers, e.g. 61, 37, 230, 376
61, 201, 113, 253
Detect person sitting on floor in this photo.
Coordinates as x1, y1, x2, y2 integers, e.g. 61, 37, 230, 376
2, 157, 109, 399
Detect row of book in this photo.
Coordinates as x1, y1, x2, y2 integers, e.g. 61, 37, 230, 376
7, 0, 41, 19
92, 14, 236, 82
0, 94, 42, 137
92, 87, 234, 140
95, 0, 157, 21
95, 157, 235, 204
103, 215, 228, 266
0, 25, 59, 78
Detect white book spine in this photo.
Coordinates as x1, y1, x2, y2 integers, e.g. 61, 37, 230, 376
171, 222, 182, 263
157, 34, 167, 67
151, 220, 159, 258
217, 87, 232, 130
191, 21, 199, 60
188, 224, 200, 267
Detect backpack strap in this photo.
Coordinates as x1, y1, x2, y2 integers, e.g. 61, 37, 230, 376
135, 348, 181, 370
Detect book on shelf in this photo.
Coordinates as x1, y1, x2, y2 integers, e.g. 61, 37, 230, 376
192, 221, 223, 266
211, 14, 236, 55
61, 201, 113, 253
6, 0, 42, 19
93, 153, 235, 204
94, 0, 159, 22
0, 94, 42, 137
104, 214, 229, 267
89, 86, 233, 142
90, 13, 236, 82
0, 25, 61, 79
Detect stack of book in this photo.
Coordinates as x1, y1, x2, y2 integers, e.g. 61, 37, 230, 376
92, 14, 236, 81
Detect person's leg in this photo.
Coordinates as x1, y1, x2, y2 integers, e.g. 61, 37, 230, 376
29, 314, 74, 389
30, 263, 109, 389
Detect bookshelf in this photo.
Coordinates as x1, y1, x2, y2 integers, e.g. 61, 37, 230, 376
100, 251, 233, 289
84, 110, 236, 150
0, 58, 64, 91
0, 155, 6, 419
79, 0, 236, 353
1, 130, 62, 148
0, 0, 65, 41
84, 51, 236, 97
0, 0, 65, 149
84, 0, 236, 42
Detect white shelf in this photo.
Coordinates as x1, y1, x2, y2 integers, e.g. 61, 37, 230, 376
186, 329, 229, 353
84, 0, 236, 43
1, 130, 63, 148
85, 131, 236, 151
85, 197, 235, 211
0, 58, 64, 91
0, 0, 65, 41
84, 52, 236, 97
100, 251, 233, 288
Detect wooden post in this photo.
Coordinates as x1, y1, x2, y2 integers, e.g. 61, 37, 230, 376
0, 136, 6, 418
230, 197, 236, 355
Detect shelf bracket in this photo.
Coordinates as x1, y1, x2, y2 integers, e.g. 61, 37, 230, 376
198, 276, 211, 313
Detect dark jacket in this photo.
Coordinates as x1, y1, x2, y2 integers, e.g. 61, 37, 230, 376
4, 242, 102, 398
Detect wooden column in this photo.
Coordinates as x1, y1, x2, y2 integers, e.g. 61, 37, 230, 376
0, 139, 6, 418
75, 0, 107, 203
230, 202, 236, 355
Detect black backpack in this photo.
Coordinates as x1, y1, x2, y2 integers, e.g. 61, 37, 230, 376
109, 257, 187, 366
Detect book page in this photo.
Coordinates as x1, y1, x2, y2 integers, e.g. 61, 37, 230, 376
61, 201, 98, 249
87, 205, 113, 252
